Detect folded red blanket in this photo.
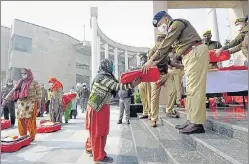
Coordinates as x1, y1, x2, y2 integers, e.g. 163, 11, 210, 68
218, 65, 248, 71
120, 67, 160, 84
209, 50, 230, 63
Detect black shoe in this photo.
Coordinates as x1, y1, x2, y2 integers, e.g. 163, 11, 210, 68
65, 121, 68, 124
175, 120, 190, 129
139, 115, 148, 119
179, 124, 205, 134
127, 120, 130, 124
117, 120, 122, 124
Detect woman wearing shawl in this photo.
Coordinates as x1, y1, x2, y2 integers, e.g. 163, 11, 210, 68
63, 89, 77, 123
85, 59, 141, 163
48, 78, 63, 124
2, 68, 42, 141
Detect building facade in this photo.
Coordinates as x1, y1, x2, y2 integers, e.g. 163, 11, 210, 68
1, 19, 90, 91
1, 19, 148, 91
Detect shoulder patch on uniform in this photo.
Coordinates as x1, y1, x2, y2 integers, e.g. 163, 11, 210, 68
168, 21, 180, 34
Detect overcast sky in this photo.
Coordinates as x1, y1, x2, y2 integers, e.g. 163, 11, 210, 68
1, 1, 231, 48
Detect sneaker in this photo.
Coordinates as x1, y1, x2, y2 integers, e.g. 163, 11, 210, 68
117, 120, 122, 124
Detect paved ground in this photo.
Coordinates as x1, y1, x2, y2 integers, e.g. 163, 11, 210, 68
1, 106, 138, 164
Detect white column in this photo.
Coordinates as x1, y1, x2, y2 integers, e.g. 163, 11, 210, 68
104, 43, 109, 59
208, 8, 220, 42
136, 52, 140, 67
114, 48, 119, 78
90, 7, 98, 81
97, 36, 101, 68
125, 50, 129, 71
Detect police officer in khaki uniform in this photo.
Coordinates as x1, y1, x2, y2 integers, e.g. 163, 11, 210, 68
142, 11, 209, 134
202, 30, 222, 69
138, 53, 152, 120
168, 46, 184, 106
148, 34, 184, 127
216, 16, 248, 58
202, 30, 228, 107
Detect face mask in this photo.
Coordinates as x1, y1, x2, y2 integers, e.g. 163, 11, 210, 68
22, 74, 28, 79
49, 83, 53, 87
236, 25, 242, 31
7, 83, 13, 86
203, 37, 211, 44
158, 23, 168, 34
110, 64, 114, 73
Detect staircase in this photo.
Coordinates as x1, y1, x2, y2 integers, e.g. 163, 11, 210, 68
130, 108, 248, 164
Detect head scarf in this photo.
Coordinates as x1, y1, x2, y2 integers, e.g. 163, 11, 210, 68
93, 59, 118, 97
48, 77, 63, 92
12, 68, 34, 100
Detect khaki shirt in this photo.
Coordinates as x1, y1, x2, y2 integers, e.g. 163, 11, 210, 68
204, 40, 222, 50
151, 19, 201, 61
223, 25, 248, 51
229, 32, 248, 58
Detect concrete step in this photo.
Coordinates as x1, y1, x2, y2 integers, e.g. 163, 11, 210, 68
130, 119, 168, 164
137, 114, 212, 164
179, 111, 248, 144
161, 116, 248, 164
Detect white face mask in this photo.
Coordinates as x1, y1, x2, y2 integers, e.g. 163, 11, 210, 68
236, 25, 242, 31
158, 23, 168, 34
7, 83, 13, 86
49, 83, 53, 87
22, 74, 28, 79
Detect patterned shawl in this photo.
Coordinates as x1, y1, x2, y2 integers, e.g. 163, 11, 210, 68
12, 68, 33, 100
48, 77, 63, 92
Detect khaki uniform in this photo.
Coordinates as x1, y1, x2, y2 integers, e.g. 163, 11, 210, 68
223, 25, 248, 58
150, 73, 177, 122
204, 41, 222, 69
150, 19, 208, 124
138, 82, 151, 117
168, 52, 183, 104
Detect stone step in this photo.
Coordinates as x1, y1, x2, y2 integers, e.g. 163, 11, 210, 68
137, 114, 212, 164
161, 116, 248, 164
130, 119, 168, 164
179, 111, 248, 144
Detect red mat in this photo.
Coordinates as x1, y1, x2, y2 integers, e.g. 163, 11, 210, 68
37, 122, 61, 133
1, 135, 32, 152
121, 67, 160, 84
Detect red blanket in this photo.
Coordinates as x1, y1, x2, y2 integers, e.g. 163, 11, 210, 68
120, 67, 160, 84
62, 93, 77, 112
218, 65, 248, 71
209, 50, 230, 63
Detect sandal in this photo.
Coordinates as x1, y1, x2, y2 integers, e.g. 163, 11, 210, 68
95, 156, 113, 163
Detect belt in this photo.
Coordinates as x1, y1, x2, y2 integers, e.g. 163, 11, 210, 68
182, 42, 202, 56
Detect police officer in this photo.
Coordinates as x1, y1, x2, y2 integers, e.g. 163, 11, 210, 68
216, 16, 248, 58
1, 79, 16, 127
138, 53, 152, 120
142, 11, 209, 134
202, 30, 228, 107
202, 30, 222, 69
148, 33, 184, 127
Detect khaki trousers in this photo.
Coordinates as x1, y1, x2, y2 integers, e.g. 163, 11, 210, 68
138, 82, 151, 117
182, 44, 209, 124
168, 69, 183, 104
150, 73, 177, 122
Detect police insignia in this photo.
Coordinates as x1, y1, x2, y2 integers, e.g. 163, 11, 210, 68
152, 19, 157, 25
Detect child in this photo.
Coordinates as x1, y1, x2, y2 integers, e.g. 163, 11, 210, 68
69, 89, 78, 119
